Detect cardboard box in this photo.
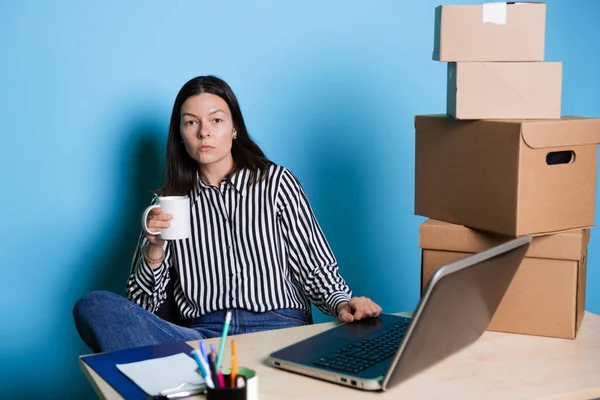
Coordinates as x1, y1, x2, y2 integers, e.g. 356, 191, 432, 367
419, 219, 589, 339
433, 3, 546, 61
447, 62, 562, 120
414, 115, 600, 236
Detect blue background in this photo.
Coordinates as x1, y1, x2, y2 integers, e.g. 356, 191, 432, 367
1, 1, 599, 398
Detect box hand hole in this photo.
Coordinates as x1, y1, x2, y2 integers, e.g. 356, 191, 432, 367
546, 151, 575, 165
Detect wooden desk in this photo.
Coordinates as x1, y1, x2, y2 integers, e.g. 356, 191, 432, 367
81, 312, 600, 400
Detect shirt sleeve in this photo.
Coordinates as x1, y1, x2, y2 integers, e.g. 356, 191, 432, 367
125, 232, 172, 312
277, 168, 352, 317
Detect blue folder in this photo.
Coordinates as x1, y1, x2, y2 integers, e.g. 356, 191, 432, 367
81, 341, 195, 400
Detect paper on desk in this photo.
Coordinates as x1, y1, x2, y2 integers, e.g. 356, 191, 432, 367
116, 353, 205, 396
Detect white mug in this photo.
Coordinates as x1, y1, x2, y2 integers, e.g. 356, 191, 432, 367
142, 196, 191, 240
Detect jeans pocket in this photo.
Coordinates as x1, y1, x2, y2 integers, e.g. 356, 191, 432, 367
267, 308, 309, 325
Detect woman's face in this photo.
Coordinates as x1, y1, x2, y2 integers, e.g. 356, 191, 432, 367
180, 93, 237, 171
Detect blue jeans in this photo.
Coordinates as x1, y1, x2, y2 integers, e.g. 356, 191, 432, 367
73, 291, 311, 353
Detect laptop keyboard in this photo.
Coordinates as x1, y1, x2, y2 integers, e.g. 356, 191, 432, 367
312, 320, 410, 374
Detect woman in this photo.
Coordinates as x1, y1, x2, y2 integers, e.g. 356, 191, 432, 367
74, 76, 382, 353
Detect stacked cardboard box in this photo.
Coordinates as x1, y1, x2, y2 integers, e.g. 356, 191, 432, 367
415, 2, 600, 339
434, 3, 561, 119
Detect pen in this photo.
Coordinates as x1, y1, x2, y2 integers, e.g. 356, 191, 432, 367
199, 356, 215, 389
147, 387, 206, 399
199, 340, 209, 364
191, 350, 215, 389
236, 376, 246, 388
208, 350, 220, 388
216, 310, 232, 370
191, 350, 207, 378
217, 369, 225, 389
230, 340, 238, 388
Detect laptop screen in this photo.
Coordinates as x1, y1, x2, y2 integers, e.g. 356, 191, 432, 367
383, 236, 531, 390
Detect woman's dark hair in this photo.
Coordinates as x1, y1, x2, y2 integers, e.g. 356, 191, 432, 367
156, 75, 272, 195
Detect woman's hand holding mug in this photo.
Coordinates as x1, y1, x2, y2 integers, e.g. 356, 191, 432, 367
141, 196, 191, 269
141, 196, 191, 242
143, 207, 173, 246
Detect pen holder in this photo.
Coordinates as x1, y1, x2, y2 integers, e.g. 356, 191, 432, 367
206, 367, 258, 400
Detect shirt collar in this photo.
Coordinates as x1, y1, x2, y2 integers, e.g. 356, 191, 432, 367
192, 169, 248, 200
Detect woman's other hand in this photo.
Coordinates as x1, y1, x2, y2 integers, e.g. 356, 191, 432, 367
336, 297, 383, 323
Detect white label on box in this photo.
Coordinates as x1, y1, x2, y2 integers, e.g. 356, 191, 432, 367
483, 2, 507, 25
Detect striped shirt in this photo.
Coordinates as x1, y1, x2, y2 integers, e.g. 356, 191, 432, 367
126, 164, 352, 320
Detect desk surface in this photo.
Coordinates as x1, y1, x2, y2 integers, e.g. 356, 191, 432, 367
81, 312, 600, 400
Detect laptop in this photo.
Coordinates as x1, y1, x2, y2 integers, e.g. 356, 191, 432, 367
268, 235, 531, 391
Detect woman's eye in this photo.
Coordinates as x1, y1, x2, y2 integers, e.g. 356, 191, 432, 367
214, 118, 222, 123
185, 120, 196, 126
